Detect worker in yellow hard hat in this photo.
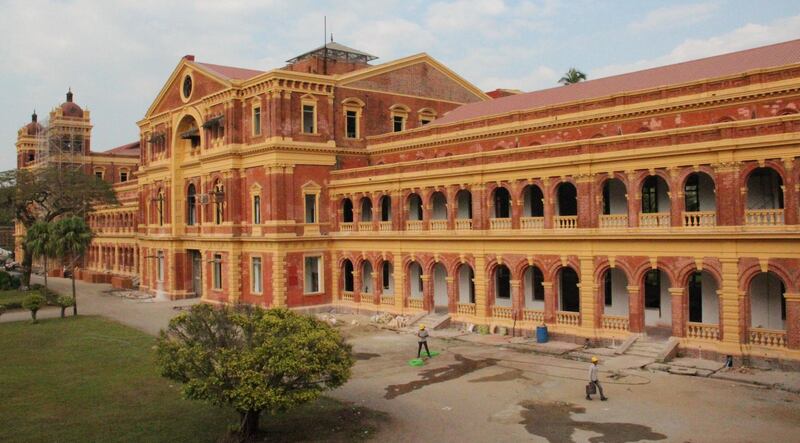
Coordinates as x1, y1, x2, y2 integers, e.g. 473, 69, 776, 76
417, 323, 431, 358
586, 356, 607, 401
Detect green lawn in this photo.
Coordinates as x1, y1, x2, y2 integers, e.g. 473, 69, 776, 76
0, 316, 387, 443
0, 289, 34, 309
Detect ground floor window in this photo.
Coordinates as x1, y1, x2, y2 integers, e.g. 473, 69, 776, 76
156, 251, 164, 282
305, 256, 322, 294
213, 254, 222, 290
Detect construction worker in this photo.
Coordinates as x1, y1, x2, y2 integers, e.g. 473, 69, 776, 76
417, 324, 432, 358
586, 356, 608, 401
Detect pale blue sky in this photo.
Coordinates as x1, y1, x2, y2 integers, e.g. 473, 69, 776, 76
2, 0, 800, 171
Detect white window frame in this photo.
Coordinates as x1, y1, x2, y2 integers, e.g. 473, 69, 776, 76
304, 255, 323, 294
251, 256, 262, 294
212, 254, 222, 290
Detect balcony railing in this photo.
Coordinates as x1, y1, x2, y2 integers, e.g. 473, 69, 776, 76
556, 310, 581, 326
455, 219, 472, 230
554, 215, 578, 230
683, 211, 716, 228
745, 209, 784, 226
408, 298, 424, 310
599, 214, 628, 229
379, 221, 393, 232
360, 293, 374, 304
340, 222, 354, 232
687, 322, 720, 340
357, 221, 373, 232
457, 303, 476, 316
523, 309, 544, 323
381, 295, 394, 305
639, 212, 670, 228
749, 327, 786, 348
601, 315, 629, 331
490, 218, 512, 230
520, 216, 544, 230
492, 305, 513, 319
406, 220, 423, 231
342, 291, 354, 302
430, 219, 448, 231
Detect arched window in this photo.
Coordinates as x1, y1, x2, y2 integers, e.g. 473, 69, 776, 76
556, 182, 577, 216
157, 189, 165, 226
213, 180, 224, 224
523, 185, 544, 217
380, 196, 392, 222
407, 194, 423, 221
559, 268, 580, 312
342, 198, 354, 223
493, 187, 511, 218
342, 260, 354, 293
360, 197, 373, 222
495, 265, 511, 305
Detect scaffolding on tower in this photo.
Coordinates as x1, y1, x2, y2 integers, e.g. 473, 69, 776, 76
32, 114, 87, 172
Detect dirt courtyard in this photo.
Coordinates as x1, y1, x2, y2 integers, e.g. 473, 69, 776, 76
333, 318, 800, 443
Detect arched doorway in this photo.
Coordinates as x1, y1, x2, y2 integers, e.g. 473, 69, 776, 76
492, 187, 511, 218
601, 179, 627, 228
602, 268, 629, 317
381, 261, 394, 295
494, 265, 511, 307
749, 272, 786, 331
361, 261, 374, 295
684, 172, 716, 227
641, 176, 670, 227
643, 269, 671, 328
408, 262, 424, 300
687, 271, 719, 324
342, 259, 354, 293
555, 182, 577, 229
341, 198, 354, 223
523, 266, 544, 310
360, 197, 373, 222
380, 196, 391, 222
458, 265, 475, 304
745, 167, 784, 225
559, 267, 580, 312
433, 262, 448, 313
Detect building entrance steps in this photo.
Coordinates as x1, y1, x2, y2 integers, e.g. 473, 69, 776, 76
624, 335, 679, 363
409, 312, 451, 331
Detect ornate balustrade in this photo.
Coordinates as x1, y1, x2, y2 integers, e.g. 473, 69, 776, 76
556, 311, 580, 326
523, 309, 544, 323
749, 327, 787, 348
381, 295, 394, 305
492, 305, 513, 319
686, 322, 720, 340
457, 303, 476, 316
640, 212, 670, 228
379, 221, 393, 232
601, 315, 629, 331
520, 216, 544, 230
490, 218, 512, 230
360, 293, 374, 304
406, 220, 423, 232
342, 291, 354, 302
599, 214, 628, 229
430, 220, 448, 231
340, 222, 354, 233
408, 298, 424, 310
554, 215, 578, 230
357, 222, 373, 232
745, 209, 784, 226
455, 219, 472, 230
683, 211, 716, 228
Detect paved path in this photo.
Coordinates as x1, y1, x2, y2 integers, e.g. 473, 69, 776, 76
0, 275, 198, 335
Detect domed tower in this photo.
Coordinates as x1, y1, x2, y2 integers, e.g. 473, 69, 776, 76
15, 110, 43, 168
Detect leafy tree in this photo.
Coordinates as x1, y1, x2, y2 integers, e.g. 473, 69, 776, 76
156, 305, 353, 438
25, 221, 56, 294
52, 217, 93, 316
0, 166, 117, 287
558, 67, 587, 85
22, 293, 46, 323
56, 295, 75, 318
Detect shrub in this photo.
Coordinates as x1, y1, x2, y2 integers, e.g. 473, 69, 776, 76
56, 295, 75, 318
0, 305, 6, 318
0, 271, 11, 290
22, 293, 46, 323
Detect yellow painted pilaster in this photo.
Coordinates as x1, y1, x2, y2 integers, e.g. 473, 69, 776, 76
578, 255, 596, 331
393, 252, 405, 312
474, 254, 487, 321
719, 258, 741, 344
272, 251, 286, 307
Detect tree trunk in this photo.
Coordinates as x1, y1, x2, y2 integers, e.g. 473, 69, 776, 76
61, 306, 66, 318
31, 309, 38, 323
21, 246, 33, 288
72, 273, 77, 316
239, 410, 260, 438
43, 256, 48, 293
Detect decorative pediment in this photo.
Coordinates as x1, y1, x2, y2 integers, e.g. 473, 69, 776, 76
145, 59, 232, 118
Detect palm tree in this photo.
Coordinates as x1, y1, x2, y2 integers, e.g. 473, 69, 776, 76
25, 221, 56, 295
558, 68, 587, 85
52, 217, 93, 316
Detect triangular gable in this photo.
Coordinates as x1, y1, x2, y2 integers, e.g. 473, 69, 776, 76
145, 59, 233, 118
338, 54, 489, 104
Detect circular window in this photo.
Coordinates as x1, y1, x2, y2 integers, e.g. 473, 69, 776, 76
182, 75, 193, 99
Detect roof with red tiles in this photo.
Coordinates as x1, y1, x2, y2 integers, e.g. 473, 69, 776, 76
101, 141, 140, 156
195, 62, 265, 81
435, 39, 800, 126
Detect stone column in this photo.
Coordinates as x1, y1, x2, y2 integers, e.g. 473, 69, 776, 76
271, 251, 286, 307
446, 276, 456, 313
510, 279, 522, 319
578, 256, 595, 330
576, 175, 595, 228
542, 180, 554, 229
669, 168, 684, 227
421, 274, 431, 311
719, 258, 742, 344
331, 253, 340, 302
474, 254, 488, 320
113, 245, 119, 272
543, 281, 556, 324
471, 185, 485, 230
669, 287, 686, 337
782, 158, 797, 225
713, 162, 742, 226
393, 254, 405, 311
627, 285, 643, 333
353, 269, 362, 303
784, 292, 800, 349
446, 186, 457, 230
372, 272, 381, 305
627, 171, 640, 228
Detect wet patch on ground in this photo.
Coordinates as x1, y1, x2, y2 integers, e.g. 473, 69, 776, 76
384, 354, 498, 399
518, 400, 667, 443
352, 352, 381, 361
